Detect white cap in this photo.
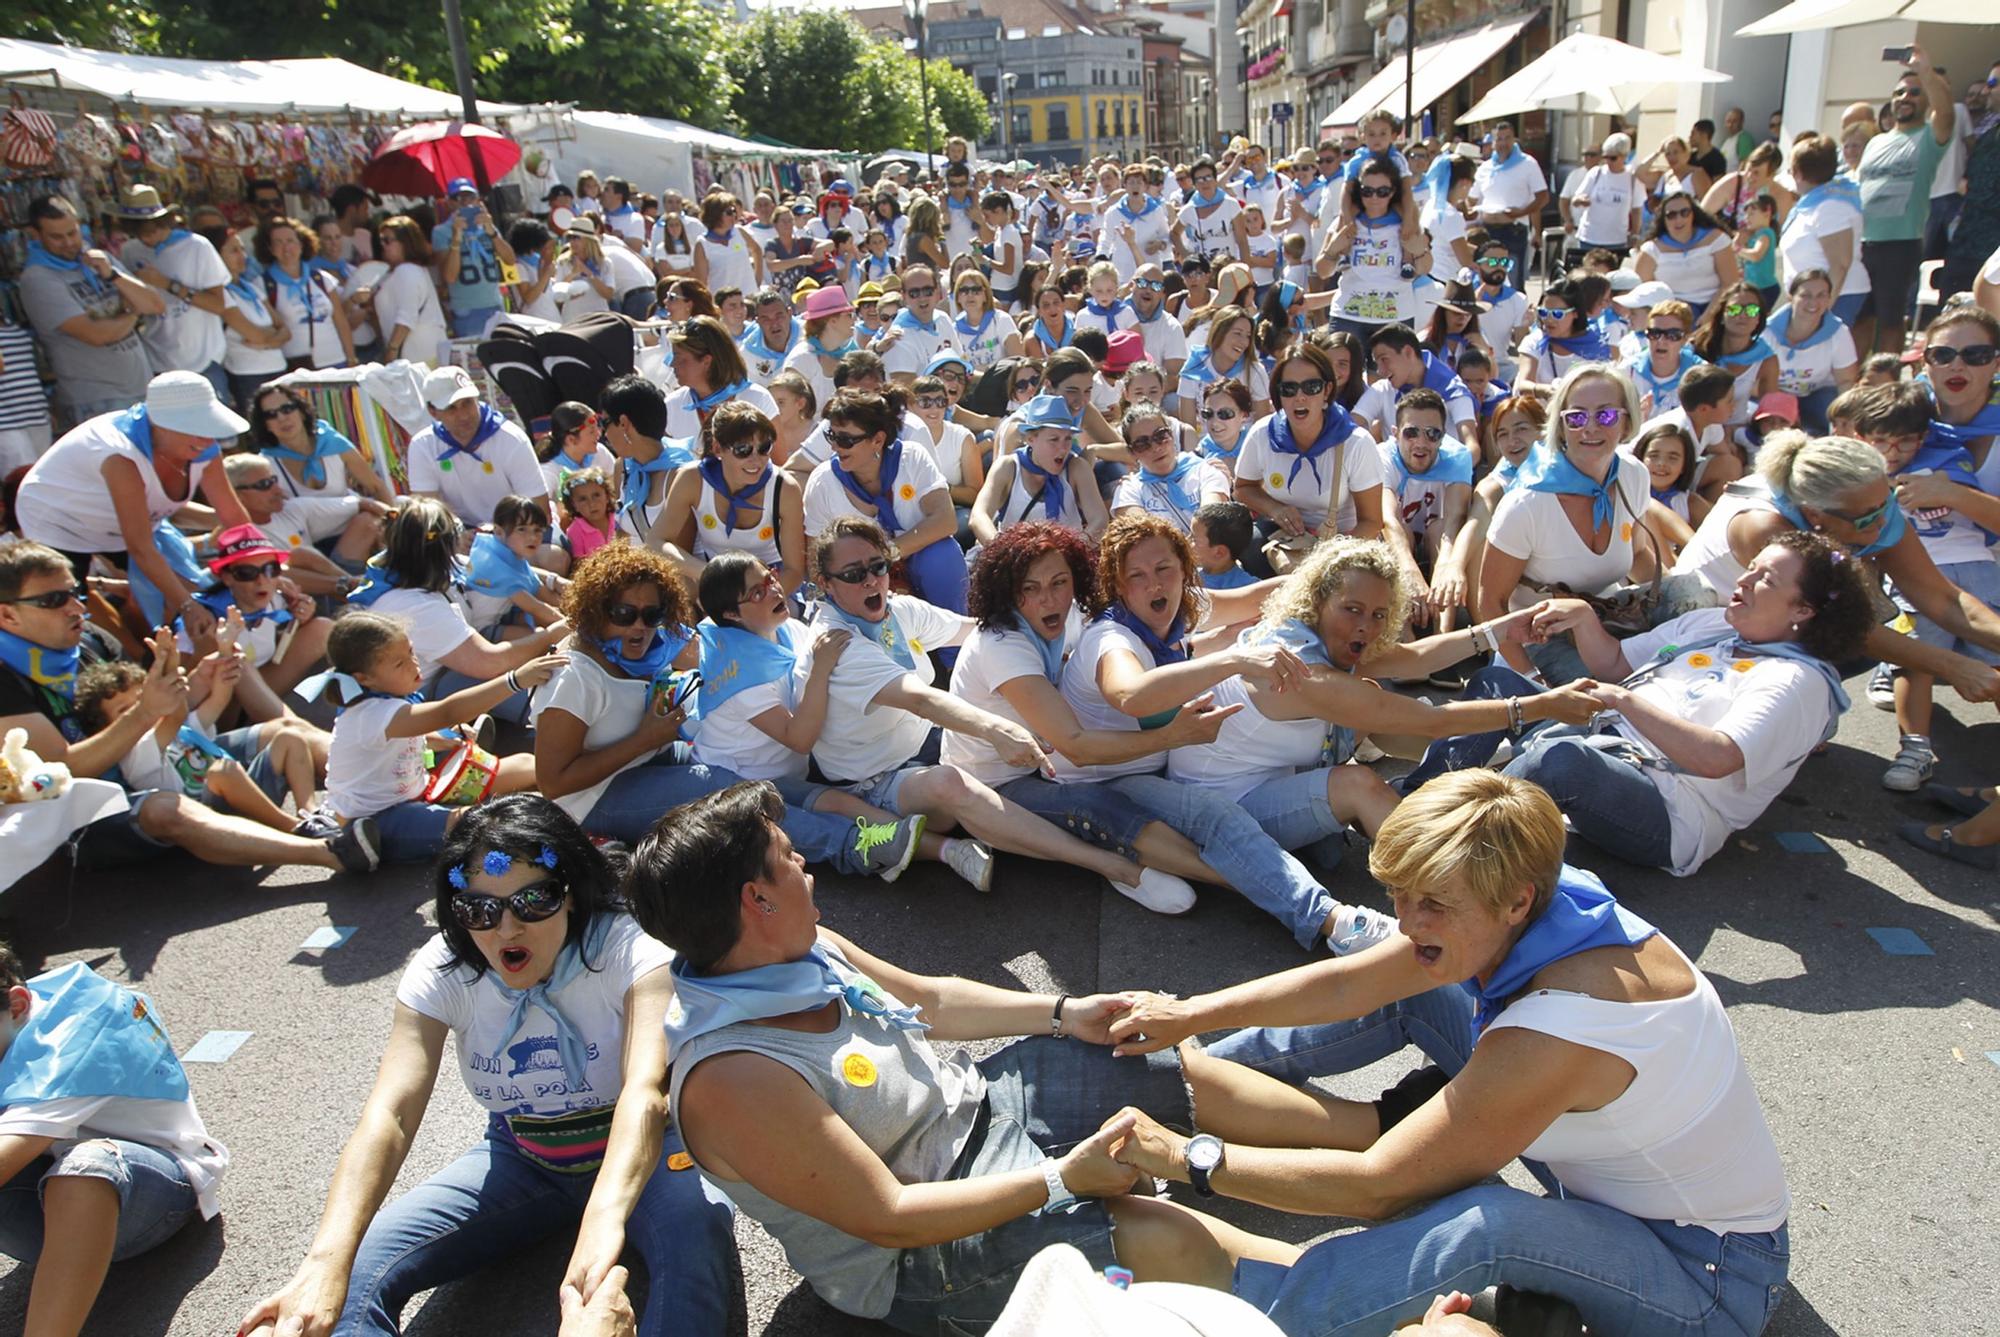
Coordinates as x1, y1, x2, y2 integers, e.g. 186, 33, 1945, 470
423, 366, 481, 410
1607, 267, 1643, 293
1614, 279, 1673, 309
144, 370, 249, 439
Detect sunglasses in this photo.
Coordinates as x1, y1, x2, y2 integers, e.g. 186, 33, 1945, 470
1723, 303, 1762, 319
827, 556, 892, 584
604, 601, 668, 627
1129, 427, 1176, 449
1663, 208, 1694, 221
1399, 425, 1446, 442
916, 395, 952, 409
1014, 375, 1042, 393
903, 285, 936, 299
1537, 307, 1572, 322
1192, 176, 1216, 186
1922, 343, 1998, 368
239, 475, 281, 491
1199, 407, 1240, 422
224, 561, 283, 582
1276, 377, 1327, 399
2, 583, 86, 610
451, 879, 566, 931
1646, 328, 1688, 342
1825, 496, 1895, 531
720, 438, 775, 459
1357, 186, 1395, 200
1476, 256, 1511, 269
1135, 278, 1166, 291
260, 402, 304, 420
825, 428, 871, 451
1560, 407, 1627, 428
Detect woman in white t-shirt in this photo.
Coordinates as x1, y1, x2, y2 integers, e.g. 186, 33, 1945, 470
216, 230, 289, 409
1110, 401, 1233, 533
1319, 159, 1427, 335
1633, 193, 1738, 319
1477, 365, 1680, 683
971, 392, 1106, 544
1232, 342, 1387, 555
1762, 269, 1858, 434
249, 382, 396, 510
1779, 136, 1869, 326
237, 797, 737, 1337
258, 216, 354, 370
654, 401, 805, 596
691, 192, 763, 297
800, 516, 1197, 909
371, 216, 450, 367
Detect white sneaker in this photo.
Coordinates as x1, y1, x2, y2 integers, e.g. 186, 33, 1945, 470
1109, 868, 1198, 915
1867, 666, 1897, 711
1881, 735, 1936, 792
1327, 904, 1399, 955
941, 837, 995, 892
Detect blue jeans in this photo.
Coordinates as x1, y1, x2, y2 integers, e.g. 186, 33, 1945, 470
584, 756, 874, 875
1400, 665, 1675, 869
1231, 768, 1354, 873
1112, 773, 1336, 949
1795, 384, 1839, 436
337, 1123, 735, 1337
375, 799, 456, 863
1207, 992, 1789, 1337
450, 307, 499, 338
0, 1138, 199, 1265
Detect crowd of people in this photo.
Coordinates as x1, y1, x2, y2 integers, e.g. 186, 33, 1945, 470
1, 49, 1998, 1337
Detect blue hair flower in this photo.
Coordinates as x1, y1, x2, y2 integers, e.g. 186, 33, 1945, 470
482, 850, 514, 877
447, 864, 468, 890
537, 845, 559, 870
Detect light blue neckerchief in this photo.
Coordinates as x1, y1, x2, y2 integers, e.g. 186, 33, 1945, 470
24, 239, 106, 295
483, 915, 613, 1091
1013, 445, 1071, 521
1767, 305, 1842, 353
893, 307, 942, 338
1387, 439, 1475, 497
1114, 194, 1162, 224
597, 624, 693, 680
665, 942, 929, 1052
1137, 451, 1207, 519
619, 439, 696, 528
1520, 446, 1619, 530
1266, 400, 1355, 490
1009, 613, 1070, 685
0, 963, 189, 1105
696, 617, 801, 713
740, 319, 801, 366
955, 309, 994, 344
1485, 143, 1531, 175
687, 377, 750, 417
816, 598, 916, 671
0, 628, 78, 700
1033, 315, 1074, 351
116, 404, 220, 465
264, 418, 353, 488
1197, 431, 1240, 468
1467, 867, 1654, 1037
467, 532, 544, 603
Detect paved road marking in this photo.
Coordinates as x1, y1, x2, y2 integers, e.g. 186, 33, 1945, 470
301, 926, 358, 950
1776, 832, 1834, 854
1864, 927, 1933, 956
182, 1030, 254, 1063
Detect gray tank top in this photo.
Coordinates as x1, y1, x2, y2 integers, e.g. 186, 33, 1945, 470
668, 942, 987, 1318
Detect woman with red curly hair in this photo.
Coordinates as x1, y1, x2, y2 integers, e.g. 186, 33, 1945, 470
948, 520, 1396, 944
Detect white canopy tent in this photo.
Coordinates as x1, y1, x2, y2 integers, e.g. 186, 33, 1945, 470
1457, 33, 1730, 125
1737, 0, 1993, 36
504, 108, 858, 200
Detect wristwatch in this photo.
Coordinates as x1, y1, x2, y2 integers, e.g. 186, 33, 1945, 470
1041, 1158, 1080, 1214
1184, 1133, 1225, 1197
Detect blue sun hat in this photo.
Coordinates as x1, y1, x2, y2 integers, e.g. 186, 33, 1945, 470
1017, 392, 1080, 433
925, 350, 971, 377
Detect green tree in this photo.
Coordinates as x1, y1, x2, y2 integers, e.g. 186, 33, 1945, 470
501, 0, 735, 127
139, 0, 555, 87
924, 59, 992, 146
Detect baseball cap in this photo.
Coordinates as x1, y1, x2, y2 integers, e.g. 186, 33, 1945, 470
1613, 280, 1673, 310
207, 523, 290, 575
446, 177, 479, 198
423, 366, 482, 410
145, 370, 250, 439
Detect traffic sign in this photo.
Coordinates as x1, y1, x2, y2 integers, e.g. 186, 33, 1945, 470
1271, 101, 1294, 122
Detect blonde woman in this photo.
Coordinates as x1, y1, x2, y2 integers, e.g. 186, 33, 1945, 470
558, 220, 617, 317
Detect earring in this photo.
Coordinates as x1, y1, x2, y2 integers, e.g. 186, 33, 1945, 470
757, 898, 776, 916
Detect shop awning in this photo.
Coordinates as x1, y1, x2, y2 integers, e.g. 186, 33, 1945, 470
1320, 11, 1538, 129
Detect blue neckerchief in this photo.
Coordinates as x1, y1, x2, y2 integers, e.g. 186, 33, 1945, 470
1084, 297, 1133, 325
1009, 613, 1070, 685
1627, 346, 1699, 401
338, 561, 398, 608
1357, 209, 1403, 234
1267, 400, 1355, 490
1201, 564, 1258, 590
955, 309, 994, 344
831, 437, 907, 536
1651, 485, 1685, 508
294, 669, 404, 710
704, 227, 737, 247
893, 308, 941, 338
1539, 325, 1613, 361
1341, 146, 1409, 182
619, 441, 693, 528
1787, 180, 1860, 236
665, 942, 929, 1052
24, 240, 106, 295
1013, 446, 1071, 521
128, 521, 213, 627
1238, 169, 1276, 192
467, 532, 544, 603
1766, 305, 1842, 353
0, 628, 78, 701
1248, 617, 1356, 762
1423, 152, 1456, 202
808, 335, 858, 360
1705, 335, 1773, 373
1486, 143, 1530, 175
116, 404, 221, 466
153, 228, 193, 253
1197, 431, 1240, 467
696, 618, 801, 713
1476, 380, 1509, 420
1921, 377, 2000, 452
740, 320, 801, 365
1479, 279, 1517, 306
1115, 195, 1161, 224
270, 264, 324, 333
817, 598, 916, 671
178, 587, 294, 637
1033, 315, 1074, 351
1180, 345, 1249, 386
1492, 449, 1539, 492
945, 193, 976, 214
1465, 866, 1655, 1037
1138, 451, 1207, 517
264, 418, 352, 488
1189, 186, 1227, 209
0, 963, 190, 1106
1768, 487, 1908, 558
225, 272, 266, 312
597, 623, 691, 680
1654, 225, 1717, 255
434, 404, 508, 464
1416, 351, 1473, 404
688, 377, 750, 417
174, 724, 229, 762
1520, 447, 1619, 530
605, 202, 636, 219
697, 457, 773, 536
484, 915, 612, 1091
308, 255, 350, 283
1102, 602, 1187, 666
1387, 439, 1475, 496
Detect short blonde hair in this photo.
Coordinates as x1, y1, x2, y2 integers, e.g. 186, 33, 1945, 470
1255, 537, 1407, 662
1086, 260, 1119, 288
1369, 770, 1568, 919
1542, 363, 1642, 457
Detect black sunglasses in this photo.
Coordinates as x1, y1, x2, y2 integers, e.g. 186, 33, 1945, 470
259, 401, 304, 421
825, 429, 872, 451
1399, 425, 1446, 442
1276, 377, 1327, 399
720, 438, 775, 459
2, 583, 86, 610
605, 602, 668, 628
451, 879, 566, 931
827, 556, 892, 584
1357, 185, 1395, 200
224, 561, 283, 582
1646, 328, 1688, 342
1923, 344, 1998, 368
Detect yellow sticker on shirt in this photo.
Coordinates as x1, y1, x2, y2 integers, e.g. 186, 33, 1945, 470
1269, 472, 1286, 489
1731, 659, 1755, 674
666, 1151, 695, 1171
701, 514, 718, 529
1686, 652, 1714, 668
841, 1053, 878, 1088
1620, 523, 1633, 542
482, 460, 496, 474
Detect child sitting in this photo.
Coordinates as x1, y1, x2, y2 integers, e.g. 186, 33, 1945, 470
310, 611, 565, 863
1455, 347, 1509, 422
1859, 352, 1902, 387
1330, 108, 1421, 251
176, 524, 334, 716
1190, 499, 1259, 589
465, 496, 566, 639
1072, 261, 1139, 339
538, 400, 617, 502
0, 946, 228, 1329
559, 467, 618, 562
1631, 419, 1705, 528
1734, 196, 1779, 311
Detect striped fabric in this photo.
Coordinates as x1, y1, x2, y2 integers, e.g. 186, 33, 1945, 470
495, 1105, 618, 1174
0, 324, 51, 430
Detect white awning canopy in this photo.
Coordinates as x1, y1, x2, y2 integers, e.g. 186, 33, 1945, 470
1737, 0, 1982, 36
1321, 13, 1539, 130
1458, 32, 1730, 124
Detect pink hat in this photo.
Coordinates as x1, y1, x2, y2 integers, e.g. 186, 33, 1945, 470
803, 286, 855, 321
207, 523, 290, 575
1754, 391, 1800, 425
1103, 328, 1145, 374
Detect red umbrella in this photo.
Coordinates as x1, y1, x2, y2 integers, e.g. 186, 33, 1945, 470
361, 120, 522, 198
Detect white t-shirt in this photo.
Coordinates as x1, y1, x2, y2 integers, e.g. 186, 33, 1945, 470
1111, 454, 1233, 532
877, 313, 964, 380
1179, 196, 1244, 264
1486, 453, 1652, 606
941, 614, 1081, 787
803, 443, 947, 541
1639, 232, 1733, 306
1573, 166, 1638, 247
662, 381, 778, 442
691, 656, 810, 784
1051, 617, 1167, 783
1932, 102, 1973, 198
601, 241, 655, 298
1422, 198, 1471, 265
370, 586, 474, 681
375, 261, 450, 366
1357, 376, 1475, 435
512, 253, 564, 322
781, 340, 838, 411
1471, 154, 1549, 217
532, 648, 667, 824
805, 595, 965, 783
914, 417, 975, 491
396, 915, 672, 1116
259, 493, 360, 550
985, 223, 1025, 292
269, 268, 346, 368
17, 411, 223, 554
1777, 194, 1869, 297
1130, 308, 1189, 370
1104, 201, 1176, 279
122, 232, 229, 373
1167, 670, 1330, 801
222, 286, 288, 378
1614, 610, 1836, 875
0, 1085, 228, 1219
542, 445, 619, 502
1767, 319, 1857, 397
325, 693, 428, 820
1232, 414, 1384, 533
1331, 218, 1415, 325
406, 416, 549, 524
1476, 285, 1531, 374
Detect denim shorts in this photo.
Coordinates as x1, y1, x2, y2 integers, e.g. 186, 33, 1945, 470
995, 775, 1153, 856
0, 1137, 198, 1264
884, 1038, 1193, 1335
841, 764, 925, 815
199, 725, 290, 810
1895, 557, 2000, 666
373, 799, 456, 863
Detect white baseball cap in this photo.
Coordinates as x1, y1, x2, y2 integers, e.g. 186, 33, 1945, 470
1614, 279, 1673, 309
423, 365, 481, 410
144, 370, 249, 438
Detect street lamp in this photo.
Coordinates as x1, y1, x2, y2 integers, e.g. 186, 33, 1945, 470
1002, 71, 1018, 169
904, 0, 934, 172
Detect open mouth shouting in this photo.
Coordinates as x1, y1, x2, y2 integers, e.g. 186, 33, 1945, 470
862, 589, 887, 615
499, 945, 533, 975
1411, 939, 1444, 969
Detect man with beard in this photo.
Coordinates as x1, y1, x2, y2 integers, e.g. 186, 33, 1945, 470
1854, 44, 1955, 355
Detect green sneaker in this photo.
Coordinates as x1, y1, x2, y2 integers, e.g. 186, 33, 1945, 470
854, 814, 925, 882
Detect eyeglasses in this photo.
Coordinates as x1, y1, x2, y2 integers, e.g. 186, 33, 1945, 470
1135, 278, 1165, 291
1825, 496, 1894, 531
1129, 427, 1176, 449
1646, 328, 1688, 342
916, 395, 950, 409
1476, 256, 1511, 269
604, 602, 668, 627
1199, 407, 1240, 422
1399, 425, 1446, 441
827, 556, 892, 584
1357, 186, 1395, 200
1560, 407, 1627, 428
451, 879, 566, 931
1013, 375, 1042, 393
1663, 207, 1693, 221
1537, 307, 1572, 322
720, 437, 775, 459
224, 561, 283, 582
824, 428, 871, 451
1192, 175, 1216, 186
1, 584, 86, 610
903, 285, 936, 299
1723, 303, 1762, 319
1276, 377, 1327, 399
238, 475, 281, 491
259, 402, 303, 420
1922, 343, 1998, 368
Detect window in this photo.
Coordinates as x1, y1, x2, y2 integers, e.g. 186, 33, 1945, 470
1114, 102, 1124, 137
1038, 70, 1064, 89
1013, 107, 1032, 142
1097, 100, 1108, 138
1047, 105, 1070, 141
979, 74, 997, 95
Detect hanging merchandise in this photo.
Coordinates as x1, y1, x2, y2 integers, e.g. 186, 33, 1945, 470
1, 101, 58, 171
58, 113, 118, 175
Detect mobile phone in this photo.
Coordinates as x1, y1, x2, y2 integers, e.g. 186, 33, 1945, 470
458, 205, 480, 221
1881, 45, 1913, 63
668, 670, 702, 711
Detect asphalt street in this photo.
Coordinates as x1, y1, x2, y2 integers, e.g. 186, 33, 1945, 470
0, 676, 1993, 1336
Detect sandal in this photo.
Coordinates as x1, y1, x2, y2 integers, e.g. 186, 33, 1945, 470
1921, 782, 1996, 818
1898, 820, 2000, 871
